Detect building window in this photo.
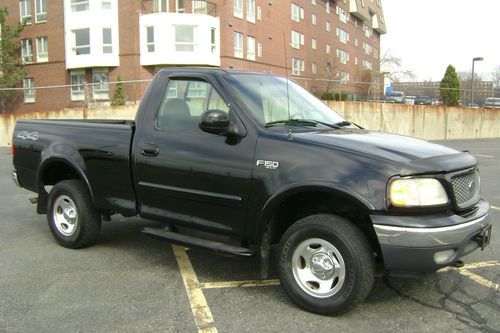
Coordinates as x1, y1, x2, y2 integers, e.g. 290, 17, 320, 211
193, 0, 208, 14
71, 0, 89, 12
92, 68, 109, 100
339, 71, 349, 83
326, 0, 330, 13
211, 28, 216, 53
337, 49, 349, 64
311, 13, 316, 25
326, 21, 330, 32
354, 38, 358, 47
233, 32, 243, 58
102, 0, 111, 9
257, 42, 262, 58
355, 57, 358, 65
176, 0, 185, 13
364, 24, 372, 38
23, 78, 35, 103
247, 0, 255, 23
154, 0, 168, 12
312, 0, 316, 5
35, 0, 47, 22
363, 60, 372, 70
326, 44, 331, 54
72, 29, 90, 55
257, 6, 262, 21
337, 6, 348, 23
291, 3, 300, 22
311, 38, 317, 50
19, 0, 32, 25
247, 36, 255, 60
363, 42, 372, 55
291, 31, 300, 49
233, 0, 243, 19
102, 28, 112, 53
312, 62, 317, 74
70, 70, 85, 101
337, 28, 349, 44
175, 25, 195, 52
36, 37, 48, 62
146, 26, 155, 52
292, 58, 301, 76
21, 39, 33, 63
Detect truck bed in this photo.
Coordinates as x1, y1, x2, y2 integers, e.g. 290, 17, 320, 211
14, 119, 137, 216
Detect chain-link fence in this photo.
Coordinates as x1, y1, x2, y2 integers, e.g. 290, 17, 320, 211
0, 79, 152, 114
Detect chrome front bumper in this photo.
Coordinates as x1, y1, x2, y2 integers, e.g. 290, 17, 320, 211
12, 170, 20, 187
374, 213, 490, 248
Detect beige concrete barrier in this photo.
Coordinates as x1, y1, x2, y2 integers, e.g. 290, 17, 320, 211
326, 101, 500, 141
1, 102, 499, 147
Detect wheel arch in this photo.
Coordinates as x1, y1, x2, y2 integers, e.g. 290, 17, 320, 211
257, 184, 381, 258
36, 156, 95, 214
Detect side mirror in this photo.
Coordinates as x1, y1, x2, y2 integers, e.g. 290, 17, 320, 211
199, 109, 230, 135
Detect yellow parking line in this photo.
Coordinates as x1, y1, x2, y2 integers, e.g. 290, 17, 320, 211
491, 205, 500, 211
457, 268, 500, 292
172, 245, 218, 333
461, 261, 500, 269
201, 279, 280, 289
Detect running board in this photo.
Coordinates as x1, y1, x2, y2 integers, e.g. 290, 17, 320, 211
142, 227, 254, 257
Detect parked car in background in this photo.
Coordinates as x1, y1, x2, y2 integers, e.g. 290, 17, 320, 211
414, 96, 433, 105
484, 97, 500, 109
386, 91, 405, 103
466, 103, 480, 109
404, 96, 416, 105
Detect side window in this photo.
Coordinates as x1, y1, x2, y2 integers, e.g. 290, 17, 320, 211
157, 79, 229, 131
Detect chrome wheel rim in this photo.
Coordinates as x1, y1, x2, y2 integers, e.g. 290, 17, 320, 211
53, 195, 78, 237
291, 238, 346, 298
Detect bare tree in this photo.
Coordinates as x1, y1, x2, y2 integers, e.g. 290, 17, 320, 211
380, 49, 416, 82
490, 65, 500, 88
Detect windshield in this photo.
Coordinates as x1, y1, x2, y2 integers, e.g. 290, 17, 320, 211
224, 74, 345, 127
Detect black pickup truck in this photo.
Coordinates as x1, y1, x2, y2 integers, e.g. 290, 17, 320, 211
12, 68, 492, 315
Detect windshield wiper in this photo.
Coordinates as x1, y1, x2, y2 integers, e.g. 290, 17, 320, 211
331, 121, 362, 129
265, 119, 341, 128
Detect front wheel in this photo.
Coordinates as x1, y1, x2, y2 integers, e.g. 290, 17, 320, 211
47, 179, 101, 248
278, 214, 375, 315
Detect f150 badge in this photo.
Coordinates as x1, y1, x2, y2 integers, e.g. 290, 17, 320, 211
17, 131, 39, 141
256, 160, 279, 170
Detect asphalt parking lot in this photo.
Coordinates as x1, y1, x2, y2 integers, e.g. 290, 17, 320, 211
1, 138, 499, 333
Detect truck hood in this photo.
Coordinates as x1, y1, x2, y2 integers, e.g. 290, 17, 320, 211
293, 129, 477, 176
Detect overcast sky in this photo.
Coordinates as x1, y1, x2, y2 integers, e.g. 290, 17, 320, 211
381, 0, 500, 81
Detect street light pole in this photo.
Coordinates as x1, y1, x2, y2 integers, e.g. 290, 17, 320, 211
471, 57, 484, 106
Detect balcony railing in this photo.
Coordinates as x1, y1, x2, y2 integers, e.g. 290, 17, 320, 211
141, 0, 216, 16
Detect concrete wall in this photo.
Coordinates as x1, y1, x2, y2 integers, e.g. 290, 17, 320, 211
1, 102, 500, 147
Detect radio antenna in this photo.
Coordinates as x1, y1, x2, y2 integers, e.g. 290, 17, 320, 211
283, 31, 292, 141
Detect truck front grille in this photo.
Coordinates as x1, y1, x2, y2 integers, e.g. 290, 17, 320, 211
451, 170, 480, 209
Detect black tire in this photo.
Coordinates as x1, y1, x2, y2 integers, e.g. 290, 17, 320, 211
47, 179, 101, 249
277, 214, 374, 315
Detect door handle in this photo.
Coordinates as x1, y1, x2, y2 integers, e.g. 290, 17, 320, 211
140, 144, 160, 157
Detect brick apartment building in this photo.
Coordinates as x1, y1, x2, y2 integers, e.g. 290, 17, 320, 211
2, 0, 386, 114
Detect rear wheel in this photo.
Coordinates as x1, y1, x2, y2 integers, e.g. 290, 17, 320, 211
278, 214, 374, 315
47, 180, 101, 248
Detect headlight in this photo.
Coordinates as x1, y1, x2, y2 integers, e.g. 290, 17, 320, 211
389, 178, 448, 207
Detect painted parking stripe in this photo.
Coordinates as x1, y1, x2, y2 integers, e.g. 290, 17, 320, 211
461, 261, 499, 269
474, 154, 495, 158
457, 268, 500, 292
491, 205, 500, 211
201, 279, 280, 289
172, 245, 218, 333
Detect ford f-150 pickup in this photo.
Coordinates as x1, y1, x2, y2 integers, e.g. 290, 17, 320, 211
12, 68, 492, 315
